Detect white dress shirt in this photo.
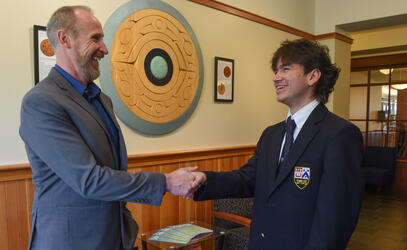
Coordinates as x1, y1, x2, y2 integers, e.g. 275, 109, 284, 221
278, 99, 320, 162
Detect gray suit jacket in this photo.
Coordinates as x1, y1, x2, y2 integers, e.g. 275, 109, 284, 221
20, 68, 166, 250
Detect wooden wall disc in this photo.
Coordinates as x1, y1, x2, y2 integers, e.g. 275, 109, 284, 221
100, 0, 203, 135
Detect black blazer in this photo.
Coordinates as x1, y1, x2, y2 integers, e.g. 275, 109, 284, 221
195, 103, 364, 250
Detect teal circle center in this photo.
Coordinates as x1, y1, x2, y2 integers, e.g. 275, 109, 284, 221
150, 56, 168, 79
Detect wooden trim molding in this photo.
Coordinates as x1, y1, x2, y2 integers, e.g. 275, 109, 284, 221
128, 145, 256, 167
351, 53, 407, 71
188, 0, 352, 44
0, 145, 256, 181
315, 32, 353, 44
188, 0, 314, 40
396, 159, 407, 164
0, 163, 31, 182
214, 211, 251, 228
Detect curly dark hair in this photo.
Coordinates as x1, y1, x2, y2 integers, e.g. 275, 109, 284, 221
271, 38, 340, 104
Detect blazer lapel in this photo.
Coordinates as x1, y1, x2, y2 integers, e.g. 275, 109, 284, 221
267, 123, 286, 182
269, 103, 327, 196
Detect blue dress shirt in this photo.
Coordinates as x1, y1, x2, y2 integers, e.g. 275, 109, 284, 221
54, 65, 120, 157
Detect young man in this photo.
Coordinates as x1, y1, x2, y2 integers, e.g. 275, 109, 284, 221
20, 6, 199, 250
193, 38, 364, 249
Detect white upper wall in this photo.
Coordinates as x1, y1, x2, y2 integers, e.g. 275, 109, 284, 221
315, 0, 407, 34
0, 0, 129, 164
216, 0, 315, 34
1, 0, 303, 165
8, 0, 398, 165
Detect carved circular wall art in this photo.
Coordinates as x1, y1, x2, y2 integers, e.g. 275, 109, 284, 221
100, 0, 203, 135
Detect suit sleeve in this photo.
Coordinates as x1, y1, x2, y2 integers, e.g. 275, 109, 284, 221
194, 129, 268, 201
20, 90, 166, 205
307, 124, 364, 250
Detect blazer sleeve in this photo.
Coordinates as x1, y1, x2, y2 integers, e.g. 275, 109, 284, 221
20, 89, 166, 206
307, 124, 364, 250
194, 129, 268, 201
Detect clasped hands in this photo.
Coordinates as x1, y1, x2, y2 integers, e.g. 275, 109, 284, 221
164, 167, 206, 199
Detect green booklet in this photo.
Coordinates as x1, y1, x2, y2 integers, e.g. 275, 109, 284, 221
149, 223, 213, 245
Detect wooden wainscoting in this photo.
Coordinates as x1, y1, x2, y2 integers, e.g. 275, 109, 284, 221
0, 145, 255, 250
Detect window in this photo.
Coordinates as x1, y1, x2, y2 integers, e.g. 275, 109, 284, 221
350, 66, 407, 157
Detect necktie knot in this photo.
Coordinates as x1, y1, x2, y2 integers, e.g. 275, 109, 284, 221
286, 116, 296, 136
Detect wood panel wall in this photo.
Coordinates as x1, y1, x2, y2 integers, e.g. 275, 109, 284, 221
0, 146, 255, 250
4, 145, 405, 250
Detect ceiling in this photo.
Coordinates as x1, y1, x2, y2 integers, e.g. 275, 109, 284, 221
337, 13, 407, 32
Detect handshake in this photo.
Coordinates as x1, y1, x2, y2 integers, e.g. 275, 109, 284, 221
164, 167, 207, 199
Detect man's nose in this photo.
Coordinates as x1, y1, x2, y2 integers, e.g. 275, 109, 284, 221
273, 71, 282, 82
100, 40, 108, 55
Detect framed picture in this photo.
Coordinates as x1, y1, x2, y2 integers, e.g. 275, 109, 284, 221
214, 57, 234, 102
34, 25, 56, 84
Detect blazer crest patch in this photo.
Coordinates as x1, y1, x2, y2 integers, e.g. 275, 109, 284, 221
294, 166, 310, 190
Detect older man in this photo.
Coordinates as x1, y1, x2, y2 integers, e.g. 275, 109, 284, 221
20, 6, 199, 250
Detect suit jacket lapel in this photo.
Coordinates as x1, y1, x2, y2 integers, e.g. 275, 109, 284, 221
99, 94, 128, 170
50, 69, 118, 164
269, 103, 327, 196
50, 69, 110, 136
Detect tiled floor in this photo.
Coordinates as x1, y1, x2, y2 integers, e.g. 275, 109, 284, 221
347, 189, 407, 250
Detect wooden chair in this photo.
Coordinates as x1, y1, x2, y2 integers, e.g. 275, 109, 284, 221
213, 198, 253, 250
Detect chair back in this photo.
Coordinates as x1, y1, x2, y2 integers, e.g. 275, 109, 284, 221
214, 197, 253, 219
363, 146, 396, 170
214, 198, 253, 230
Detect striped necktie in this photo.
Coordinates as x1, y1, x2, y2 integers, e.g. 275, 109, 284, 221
280, 116, 296, 165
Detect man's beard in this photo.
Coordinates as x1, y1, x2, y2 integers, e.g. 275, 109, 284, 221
74, 51, 102, 83
80, 60, 100, 83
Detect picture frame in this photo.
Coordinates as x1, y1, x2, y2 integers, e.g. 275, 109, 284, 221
34, 25, 56, 84
214, 57, 234, 102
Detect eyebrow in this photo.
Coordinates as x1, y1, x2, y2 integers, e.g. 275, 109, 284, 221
278, 63, 292, 69
91, 32, 104, 39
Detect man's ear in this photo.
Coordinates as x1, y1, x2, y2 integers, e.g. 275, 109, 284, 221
307, 68, 321, 87
57, 29, 71, 49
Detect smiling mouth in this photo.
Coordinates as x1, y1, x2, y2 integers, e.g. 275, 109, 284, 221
92, 51, 104, 62
92, 56, 102, 62
276, 85, 286, 90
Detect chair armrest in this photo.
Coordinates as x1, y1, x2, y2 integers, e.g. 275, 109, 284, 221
214, 211, 252, 228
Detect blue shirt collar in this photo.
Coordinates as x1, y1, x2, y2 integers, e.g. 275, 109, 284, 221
54, 64, 100, 100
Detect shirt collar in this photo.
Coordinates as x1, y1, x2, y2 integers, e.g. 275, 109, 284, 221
287, 99, 319, 131
54, 64, 100, 100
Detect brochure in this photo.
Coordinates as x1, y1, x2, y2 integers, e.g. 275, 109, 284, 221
148, 223, 213, 245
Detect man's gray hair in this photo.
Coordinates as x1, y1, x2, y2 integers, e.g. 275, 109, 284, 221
46, 6, 92, 51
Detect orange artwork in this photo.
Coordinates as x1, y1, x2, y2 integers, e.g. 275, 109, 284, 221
217, 83, 225, 95
110, 9, 199, 124
40, 39, 54, 57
